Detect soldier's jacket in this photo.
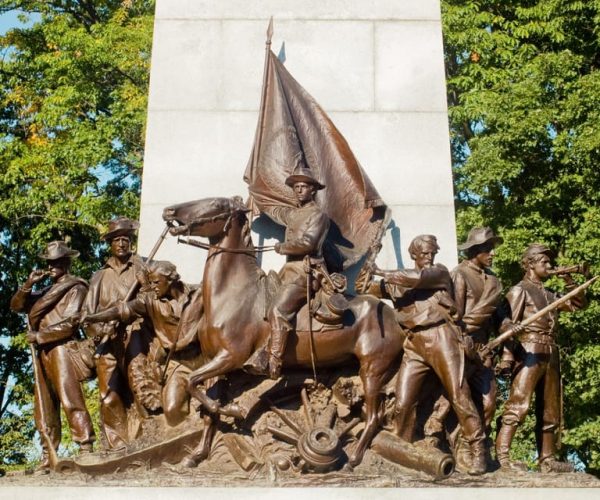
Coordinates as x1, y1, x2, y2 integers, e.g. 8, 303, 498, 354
452, 260, 502, 345
382, 264, 458, 330
116, 284, 203, 353
11, 275, 87, 346
265, 201, 329, 260
502, 276, 585, 352
84, 253, 145, 339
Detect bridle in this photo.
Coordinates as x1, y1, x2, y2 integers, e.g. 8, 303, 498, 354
171, 209, 276, 255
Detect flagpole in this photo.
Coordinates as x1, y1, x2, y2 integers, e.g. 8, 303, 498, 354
248, 16, 273, 217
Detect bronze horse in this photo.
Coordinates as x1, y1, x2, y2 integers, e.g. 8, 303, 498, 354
163, 196, 406, 466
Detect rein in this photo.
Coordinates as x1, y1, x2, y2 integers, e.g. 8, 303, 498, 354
177, 237, 276, 254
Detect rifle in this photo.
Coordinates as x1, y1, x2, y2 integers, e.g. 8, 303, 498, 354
28, 333, 59, 471
355, 207, 391, 294
93, 224, 170, 358
482, 275, 597, 356
27, 320, 75, 472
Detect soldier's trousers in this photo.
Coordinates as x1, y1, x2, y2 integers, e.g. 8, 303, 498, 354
96, 343, 130, 449
394, 324, 484, 447
425, 349, 497, 440
36, 343, 95, 454
162, 345, 204, 427
269, 262, 308, 358
500, 343, 561, 461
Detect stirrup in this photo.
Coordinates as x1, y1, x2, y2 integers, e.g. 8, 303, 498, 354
242, 347, 269, 376
268, 354, 283, 380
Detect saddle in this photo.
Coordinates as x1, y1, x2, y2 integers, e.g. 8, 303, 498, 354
260, 266, 349, 332
244, 269, 350, 376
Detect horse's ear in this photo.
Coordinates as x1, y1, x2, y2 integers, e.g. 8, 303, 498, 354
232, 196, 251, 213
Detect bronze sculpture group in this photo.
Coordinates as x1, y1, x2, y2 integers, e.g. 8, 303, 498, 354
8, 21, 596, 480
11, 184, 592, 477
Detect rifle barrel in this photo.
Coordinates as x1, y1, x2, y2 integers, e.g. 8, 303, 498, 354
485, 275, 597, 352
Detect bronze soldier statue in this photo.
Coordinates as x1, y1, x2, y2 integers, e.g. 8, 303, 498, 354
495, 243, 586, 472
84, 217, 151, 448
426, 227, 506, 470
83, 260, 204, 426
367, 234, 487, 475
10, 241, 95, 470
246, 167, 329, 379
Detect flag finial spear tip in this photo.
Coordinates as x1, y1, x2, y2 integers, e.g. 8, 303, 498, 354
267, 16, 273, 44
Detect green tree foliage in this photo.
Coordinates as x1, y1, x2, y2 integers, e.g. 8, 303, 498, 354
0, 0, 154, 467
442, 0, 600, 474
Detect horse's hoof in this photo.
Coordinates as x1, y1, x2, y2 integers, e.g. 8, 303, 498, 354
180, 455, 198, 468
220, 403, 245, 419
347, 450, 364, 468
342, 462, 354, 473
205, 401, 220, 414
181, 447, 209, 468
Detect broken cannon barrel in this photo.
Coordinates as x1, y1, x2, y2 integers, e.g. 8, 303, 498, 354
371, 430, 455, 480
297, 427, 342, 472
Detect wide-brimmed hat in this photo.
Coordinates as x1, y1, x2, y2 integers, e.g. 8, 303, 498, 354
101, 217, 140, 241
458, 227, 503, 251
285, 167, 325, 190
38, 241, 80, 261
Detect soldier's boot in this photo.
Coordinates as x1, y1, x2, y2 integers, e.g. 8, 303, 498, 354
483, 436, 495, 469
496, 423, 528, 472
539, 458, 574, 473
35, 451, 51, 474
78, 442, 94, 456
268, 327, 290, 380
243, 346, 270, 376
453, 435, 473, 474
539, 431, 574, 473
467, 438, 487, 475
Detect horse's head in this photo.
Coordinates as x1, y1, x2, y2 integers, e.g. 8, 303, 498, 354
163, 196, 250, 238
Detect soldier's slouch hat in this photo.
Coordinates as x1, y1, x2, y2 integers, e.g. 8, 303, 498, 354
458, 227, 503, 251
101, 217, 140, 241
285, 167, 325, 190
38, 241, 80, 260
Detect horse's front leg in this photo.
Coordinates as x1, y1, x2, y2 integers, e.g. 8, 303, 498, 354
348, 363, 387, 467
181, 413, 217, 468
187, 350, 237, 414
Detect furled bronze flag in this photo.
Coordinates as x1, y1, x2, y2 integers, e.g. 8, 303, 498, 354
244, 25, 388, 269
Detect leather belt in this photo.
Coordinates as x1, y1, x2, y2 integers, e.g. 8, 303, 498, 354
519, 333, 557, 346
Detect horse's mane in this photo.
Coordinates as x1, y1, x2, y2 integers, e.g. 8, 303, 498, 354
240, 212, 254, 250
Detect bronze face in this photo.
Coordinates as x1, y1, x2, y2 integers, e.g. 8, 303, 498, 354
110, 235, 132, 260
148, 271, 172, 300
530, 254, 552, 280
46, 257, 69, 281
293, 181, 316, 206
473, 242, 496, 269
414, 243, 438, 269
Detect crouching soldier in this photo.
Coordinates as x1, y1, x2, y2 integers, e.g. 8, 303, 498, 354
82, 260, 203, 426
